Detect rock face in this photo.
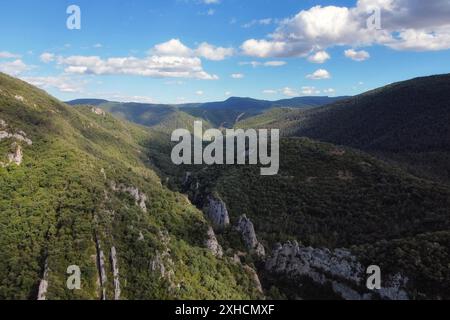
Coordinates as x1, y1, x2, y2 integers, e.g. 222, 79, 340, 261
205, 227, 223, 258
91, 107, 106, 116
110, 247, 121, 300
265, 241, 410, 300
205, 196, 230, 230
110, 182, 148, 212
236, 215, 265, 258
8, 143, 23, 165
37, 261, 49, 300
95, 237, 108, 300
0, 123, 32, 167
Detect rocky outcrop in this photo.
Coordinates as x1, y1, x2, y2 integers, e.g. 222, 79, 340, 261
110, 247, 121, 300
37, 260, 49, 300
205, 227, 223, 258
95, 236, 107, 300
265, 241, 410, 300
205, 196, 230, 230
110, 182, 148, 212
0, 123, 32, 168
91, 107, 106, 116
7, 143, 23, 165
235, 215, 265, 258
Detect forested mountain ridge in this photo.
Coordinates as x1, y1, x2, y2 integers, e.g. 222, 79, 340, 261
68, 95, 345, 129
0, 72, 263, 300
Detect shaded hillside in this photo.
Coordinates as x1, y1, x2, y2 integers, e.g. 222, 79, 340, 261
0, 73, 262, 300
180, 138, 450, 299
239, 74, 450, 184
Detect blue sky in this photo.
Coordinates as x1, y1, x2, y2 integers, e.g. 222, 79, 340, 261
1, 0, 450, 104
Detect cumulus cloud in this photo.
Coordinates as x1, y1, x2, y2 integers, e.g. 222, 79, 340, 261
306, 69, 331, 80
39, 39, 235, 80
152, 39, 233, 61
307, 51, 331, 64
195, 42, 234, 61
21, 75, 85, 93
152, 39, 193, 57
241, 0, 450, 58
57, 55, 218, 80
345, 49, 370, 61
0, 59, 29, 76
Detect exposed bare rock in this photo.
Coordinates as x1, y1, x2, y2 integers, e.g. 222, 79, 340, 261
379, 274, 409, 300
0, 130, 32, 145
236, 215, 265, 258
8, 143, 23, 165
110, 247, 121, 300
243, 265, 264, 294
110, 182, 148, 212
205, 226, 223, 258
265, 241, 410, 300
0, 119, 6, 128
91, 107, 106, 116
14, 95, 25, 103
95, 237, 107, 300
37, 260, 49, 301
205, 196, 230, 230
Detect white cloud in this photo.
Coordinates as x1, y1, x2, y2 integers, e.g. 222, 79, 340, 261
344, 49, 370, 61
240, 60, 286, 67
301, 86, 321, 95
196, 90, 204, 95
243, 18, 273, 28
196, 42, 234, 61
59, 55, 218, 80
203, 0, 220, 4
152, 39, 193, 57
0, 51, 21, 59
306, 69, 331, 80
40, 52, 56, 63
282, 87, 299, 97
323, 88, 336, 95
307, 51, 330, 64
22, 76, 85, 93
93, 43, 103, 48
0, 59, 29, 76
241, 39, 288, 58
262, 89, 278, 94
225, 91, 232, 96
231, 73, 244, 79
44, 41, 222, 80
263, 61, 287, 67
240, 0, 450, 58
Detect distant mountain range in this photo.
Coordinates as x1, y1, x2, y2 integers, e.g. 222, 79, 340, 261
67, 96, 347, 128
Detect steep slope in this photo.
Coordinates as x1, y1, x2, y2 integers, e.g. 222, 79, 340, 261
0, 73, 262, 300
179, 138, 450, 299
240, 74, 450, 184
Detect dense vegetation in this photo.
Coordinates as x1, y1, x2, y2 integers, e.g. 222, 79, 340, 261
0, 72, 262, 300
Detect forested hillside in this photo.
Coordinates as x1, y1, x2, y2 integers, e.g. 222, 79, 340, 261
0, 72, 262, 300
